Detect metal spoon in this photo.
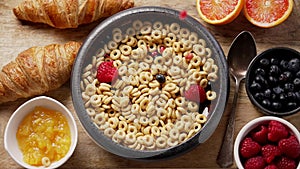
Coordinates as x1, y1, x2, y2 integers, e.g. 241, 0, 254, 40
216, 31, 257, 168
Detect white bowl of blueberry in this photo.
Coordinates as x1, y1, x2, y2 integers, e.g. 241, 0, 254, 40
246, 47, 300, 116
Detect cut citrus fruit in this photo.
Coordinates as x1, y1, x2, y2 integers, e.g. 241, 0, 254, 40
196, 0, 244, 25
244, 0, 294, 28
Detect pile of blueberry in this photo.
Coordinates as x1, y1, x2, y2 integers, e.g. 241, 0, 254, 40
248, 56, 300, 113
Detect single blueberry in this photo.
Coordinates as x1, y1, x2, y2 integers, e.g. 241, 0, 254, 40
156, 74, 166, 83
270, 58, 279, 65
250, 82, 262, 90
288, 58, 300, 72
284, 83, 294, 92
280, 60, 289, 70
272, 102, 282, 110
254, 93, 264, 101
273, 86, 284, 94
255, 68, 266, 76
264, 89, 272, 98
261, 99, 271, 108
269, 65, 281, 76
259, 58, 270, 67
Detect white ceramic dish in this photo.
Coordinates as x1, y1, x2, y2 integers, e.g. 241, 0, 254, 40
234, 116, 300, 169
4, 96, 78, 169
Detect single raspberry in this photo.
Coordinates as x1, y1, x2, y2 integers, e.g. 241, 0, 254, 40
268, 120, 289, 142
244, 156, 266, 169
265, 164, 278, 169
275, 157, 296, 169
96, 61, 118, 83
185, 53, 193, 61
261, 144, 281, 163
278, 135, 300, 159
240, 137, 261, 158
251, 125, 268, 144
184, 84, 206, 103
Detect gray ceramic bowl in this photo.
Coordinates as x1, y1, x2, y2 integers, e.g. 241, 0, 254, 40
246, 47, 300, 116
71, 6, 229, 160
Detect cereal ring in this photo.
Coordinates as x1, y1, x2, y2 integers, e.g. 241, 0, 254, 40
86, 108, 96, 117
118, 66, 127, 76
193, 44, 206, 56
175, 97, 185, 107
143, 135, 154, 146
206, 90, 217, 100
203, 61, 212, 72
126, 27, 136, 37
170, 23, 180, 34
179, 28, 190, 38
149, 116, 159, 126
196, 114, 207, 124
108, 117, 119, 129
108, 40, 118, 50
126, 36, 137, 46
118, 120, 128, 131
190, 55, 202, 67
141, 25, 152, 34
205, 47, 212, 57
104, 127, 115, 138
94, 113, 106, 125
200, 78, 208, 88
189, 32, 199, 44
42, 157, 51, 167
167, 138, 179, 147
120, 45, 132, 56
153, 21, 163, 30
112, 28, 122, 34
208, 72, 218, 82
198, 38, 206, 47
90, 95, 102, 107
133, 20, 143, 30
156, 136, 167, 149
125, 133, 137, 145
173, 53, 182, 65
110, 49, 121, 60
187, 101, 199, 112
113, 32, 122, 43
115, 130, 126, 140
151, 29, 162, 40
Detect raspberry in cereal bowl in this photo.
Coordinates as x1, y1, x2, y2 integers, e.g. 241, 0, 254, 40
71, 6, 229, 160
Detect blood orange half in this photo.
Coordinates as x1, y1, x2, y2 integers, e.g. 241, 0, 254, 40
244, 0, 294, 28
196, 0, 244, 25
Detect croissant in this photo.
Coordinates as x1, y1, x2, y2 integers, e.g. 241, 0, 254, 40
13, 0, 134, 29
0, 41, 82, 104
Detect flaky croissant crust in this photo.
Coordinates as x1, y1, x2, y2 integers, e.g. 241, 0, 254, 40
0, 41, 82, 104
13, 0, 134, 29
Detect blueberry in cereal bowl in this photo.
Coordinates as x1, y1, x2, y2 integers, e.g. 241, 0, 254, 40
71, 6, 229, 160
246, 47, 300, 116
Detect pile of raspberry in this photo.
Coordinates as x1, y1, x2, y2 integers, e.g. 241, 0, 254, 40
239, 120, 300, 169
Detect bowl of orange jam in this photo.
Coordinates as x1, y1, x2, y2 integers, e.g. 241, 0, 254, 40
4, 96, 78, 168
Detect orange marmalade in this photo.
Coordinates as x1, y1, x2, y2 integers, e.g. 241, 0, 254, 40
16, 106, 71, 167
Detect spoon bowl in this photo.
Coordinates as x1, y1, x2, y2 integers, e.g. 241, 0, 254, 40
217, 31, 257, 168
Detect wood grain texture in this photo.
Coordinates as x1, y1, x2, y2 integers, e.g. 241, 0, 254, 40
0, 0, 299, 168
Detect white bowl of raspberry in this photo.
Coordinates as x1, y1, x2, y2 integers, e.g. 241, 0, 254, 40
71, 6, 229, 160
234, 116, 300, 169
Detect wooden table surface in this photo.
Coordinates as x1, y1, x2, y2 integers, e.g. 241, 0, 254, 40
1, 0, 300, 168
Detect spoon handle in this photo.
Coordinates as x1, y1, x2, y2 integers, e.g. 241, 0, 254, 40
216, 77, 241, 168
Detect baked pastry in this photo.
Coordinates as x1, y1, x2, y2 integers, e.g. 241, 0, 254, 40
13, 0, 134, 29
0, 41, 82, 104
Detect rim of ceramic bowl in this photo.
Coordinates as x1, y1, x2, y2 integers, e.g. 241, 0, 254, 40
4, 96, 78, 169
246, 47, 300, 116
234, 116, 300, 168
71, 6, 229, 160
